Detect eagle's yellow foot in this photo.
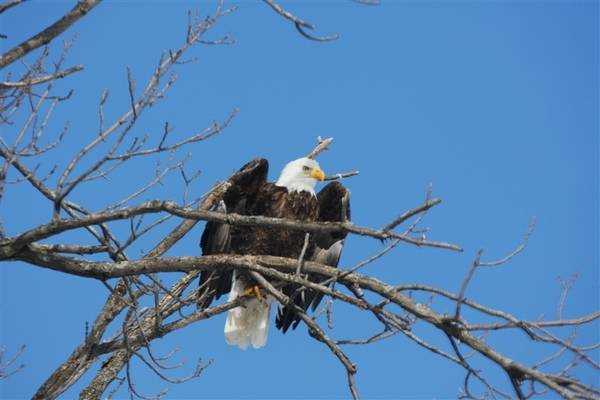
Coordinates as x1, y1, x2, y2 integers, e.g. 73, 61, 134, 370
242, 285, 264, 302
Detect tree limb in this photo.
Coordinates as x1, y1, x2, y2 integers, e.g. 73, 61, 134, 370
0, 65, 83, 88
0, 0, 102, 69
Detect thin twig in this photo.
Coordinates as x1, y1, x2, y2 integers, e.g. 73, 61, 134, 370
306, 136, 333, 159
262, 0, 339, 42
295, 233, 310, 275
324, 170, 360, 181
382, 198, 442, 232
0, 65, 83, 88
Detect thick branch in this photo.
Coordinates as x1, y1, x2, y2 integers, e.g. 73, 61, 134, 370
0, 200, 461, 258
0, 0, 101, 69
0, 0, 25, 15
14, 252, 590, 398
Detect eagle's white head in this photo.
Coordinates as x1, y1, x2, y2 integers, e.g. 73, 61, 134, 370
275, 157, 325, 196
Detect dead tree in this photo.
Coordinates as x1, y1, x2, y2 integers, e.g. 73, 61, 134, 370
0, 1, 598, 399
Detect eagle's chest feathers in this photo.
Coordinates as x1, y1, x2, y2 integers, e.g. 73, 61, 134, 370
230, 185, 318, 258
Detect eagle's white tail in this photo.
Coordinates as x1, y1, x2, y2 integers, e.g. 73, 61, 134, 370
224, 270, 271, 349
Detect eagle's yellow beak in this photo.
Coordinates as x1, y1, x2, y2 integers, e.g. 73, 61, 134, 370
310, 167, 325, 181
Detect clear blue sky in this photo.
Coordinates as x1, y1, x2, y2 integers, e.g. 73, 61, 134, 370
1, 1, 598, 398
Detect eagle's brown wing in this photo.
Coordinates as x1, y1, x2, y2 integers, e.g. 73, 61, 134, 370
275, 181, 351, 332
197, 158, 268, 309
307, 181, 351, 312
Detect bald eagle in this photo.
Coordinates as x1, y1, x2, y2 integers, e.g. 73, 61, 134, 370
198, 157, 350, 349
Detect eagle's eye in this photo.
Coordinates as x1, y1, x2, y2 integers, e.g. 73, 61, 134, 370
302, 165, 310, 172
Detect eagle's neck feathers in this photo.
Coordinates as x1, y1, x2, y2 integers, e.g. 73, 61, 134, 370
275, 178, 316, 196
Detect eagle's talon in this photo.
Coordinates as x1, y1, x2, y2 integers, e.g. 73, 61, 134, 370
242, 285, 264, 302
253, 285, 263, 302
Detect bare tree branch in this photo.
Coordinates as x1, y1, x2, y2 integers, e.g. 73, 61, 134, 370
30, 182, 229, 400
0, 65, 83, 88
455, 219, 536, 320
9, 248, 595, 399
0, 199, 462, 260
306, 136, 334, 159
0, 345, 25, 379
382, 197, 442, 231
249, 271, 359, 399
262, 0, 339, 42
0, 0, 25, 16
0, 0, 102, 69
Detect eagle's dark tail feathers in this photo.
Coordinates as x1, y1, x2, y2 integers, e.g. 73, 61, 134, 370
275, 284, 318, 333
